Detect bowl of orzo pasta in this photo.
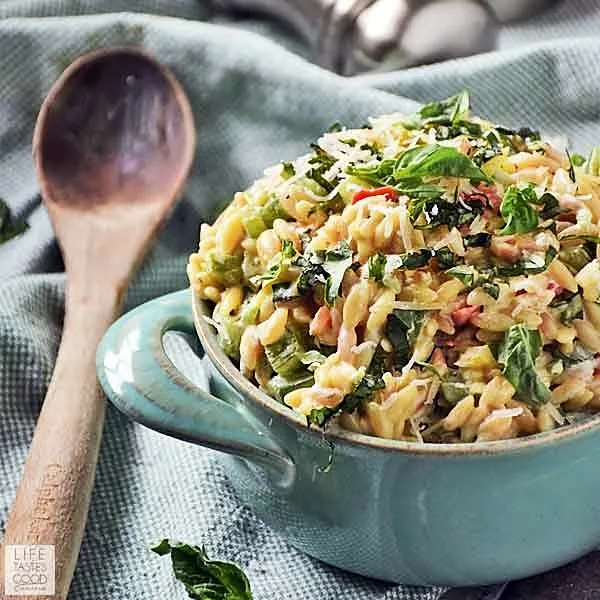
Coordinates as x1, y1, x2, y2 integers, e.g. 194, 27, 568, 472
98, 91, 600, 585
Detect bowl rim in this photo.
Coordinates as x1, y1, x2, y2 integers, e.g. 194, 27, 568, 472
192, 288, 600, 455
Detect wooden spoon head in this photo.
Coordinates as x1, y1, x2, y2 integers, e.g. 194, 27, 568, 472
34, 47, 195, 210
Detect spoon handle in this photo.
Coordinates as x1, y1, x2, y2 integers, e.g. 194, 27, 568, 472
1, 284, 119, 600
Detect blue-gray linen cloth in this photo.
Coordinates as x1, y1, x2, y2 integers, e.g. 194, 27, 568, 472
2, 1, 600, 598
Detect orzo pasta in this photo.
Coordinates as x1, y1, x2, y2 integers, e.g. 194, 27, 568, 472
188, 91, 600, 443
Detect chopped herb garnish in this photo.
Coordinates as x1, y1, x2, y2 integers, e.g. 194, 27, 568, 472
307, 346, 386, 427
499, 184, 539, 235
281, 162, 295, 178
463, 232, 492, 248
498, 324, 551, 407
400, 90, 470, 130
385, 309, 425, 369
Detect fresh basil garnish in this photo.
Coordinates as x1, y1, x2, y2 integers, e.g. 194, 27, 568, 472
152, 539, 253, 600
498, 324, 551, 406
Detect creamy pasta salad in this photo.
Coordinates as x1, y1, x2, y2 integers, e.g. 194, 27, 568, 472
188, 92, 600, 443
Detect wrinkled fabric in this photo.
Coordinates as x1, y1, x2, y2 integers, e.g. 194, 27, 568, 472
1, 3, 600, 599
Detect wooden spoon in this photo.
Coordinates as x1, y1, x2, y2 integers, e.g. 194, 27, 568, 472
1, 47, 195, 599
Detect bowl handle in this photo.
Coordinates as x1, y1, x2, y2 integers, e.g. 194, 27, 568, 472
96, 289, 295, 485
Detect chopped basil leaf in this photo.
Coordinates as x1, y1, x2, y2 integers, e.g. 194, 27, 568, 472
481, 282, 500, 300
385, 309, 425, 369
435, 246, 460, 268
151, 539, 253, 600
393, 144, 490, 183
307, 346, 386, 427
306, 144, 339, 193
552, 293, 583, 324
322, 241, 353, 305
499, 184, 539, 235
399, 90, 470, 130
367, 253, 386, 282
498, 324, 550, 406
549, 342, 595, 366
494, 247, 557, 277
538, 192, 561, 220
463, 232, 492, 248
409, 197, 484, 229
281, 162, 295, 178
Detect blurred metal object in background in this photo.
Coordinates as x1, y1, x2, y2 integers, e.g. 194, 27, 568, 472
485, 0, 560, 23
214, 0, 559, 75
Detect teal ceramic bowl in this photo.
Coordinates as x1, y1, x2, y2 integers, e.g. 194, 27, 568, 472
96, 288, 600, 586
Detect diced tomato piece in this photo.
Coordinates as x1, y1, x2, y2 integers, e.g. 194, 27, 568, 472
451, 305, 481, 328
547, 280, 563, 296
477, 184, 501, 210
352, 186, 398, 204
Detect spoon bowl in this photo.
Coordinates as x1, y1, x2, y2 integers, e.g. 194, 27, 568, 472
1, 46, 195, 600
35, 48, 194, 208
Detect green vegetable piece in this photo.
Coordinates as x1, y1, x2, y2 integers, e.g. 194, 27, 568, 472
306, 144, 338, 193
538, 192, 561, 220
207, 253, 243, 288
307, 346, 387, 427
587, 147, 600, 176
560, 234, 600, 244
322, 240, 353, 306
553, 293, 583, 325
409, 196, 484, 229
571, 153, 586, 167
446, 265, 479, 288
440, 380, 470, 406
463, 232, 492, 248
550, 342, 595, 366
151, 539, 253, 600
299, 350, 327, 368
252, 240, 296, 287
367, 253, 387, 282
559, 246, 592, 273
435, 246, 460, 268
265, 329, 304, 376
216, 315, 244, 360
481, 282, 500, 300
494, 247, 557, 277
385, 309, 425, 369
281, 162, 295, 178
499, 184, 539, 235
498, 324, 551, 406
268, 371, 314, 402
400, 91, 470, 130
241, 198, 289, 238
394, 144, 490, 183
0, 197, 29, 245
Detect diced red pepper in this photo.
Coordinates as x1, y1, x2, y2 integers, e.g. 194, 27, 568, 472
352, 186, 398, 204
451, 305, 481, 328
